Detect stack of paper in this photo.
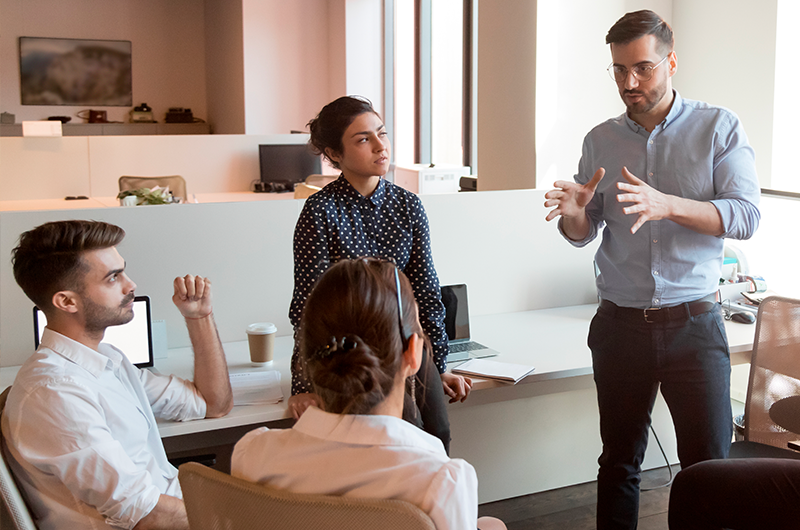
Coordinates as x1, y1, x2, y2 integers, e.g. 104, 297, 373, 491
229, 371, 283, 406
452, 359, 535, 384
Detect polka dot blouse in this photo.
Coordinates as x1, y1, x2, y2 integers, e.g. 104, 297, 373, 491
289, 175, 447, 395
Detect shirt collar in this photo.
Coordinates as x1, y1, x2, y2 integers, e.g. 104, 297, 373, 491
332, 175, 387, 208
293, 406, 446, 454
39, 327, 124, 377
624, 89, 683, 133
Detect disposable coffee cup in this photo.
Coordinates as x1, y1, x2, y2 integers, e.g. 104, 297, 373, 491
246, 323, 277, 366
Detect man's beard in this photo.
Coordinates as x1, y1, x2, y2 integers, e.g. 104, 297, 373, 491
622, 81, 667, 115
83, 293, 135, 334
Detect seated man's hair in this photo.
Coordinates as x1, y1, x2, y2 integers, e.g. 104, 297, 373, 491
12, 220, 126, 311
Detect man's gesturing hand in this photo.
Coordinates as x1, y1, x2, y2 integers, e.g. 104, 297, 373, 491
616, 166, 673, 234
544, 168, 605, 222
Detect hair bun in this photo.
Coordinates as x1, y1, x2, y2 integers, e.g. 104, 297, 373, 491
311, 335, 390, 412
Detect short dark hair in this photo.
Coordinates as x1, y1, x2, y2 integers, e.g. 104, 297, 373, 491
307, 96, 379, 170
299, 259, 428, 415
12, 220, 126, 311
606, 10, 674, 55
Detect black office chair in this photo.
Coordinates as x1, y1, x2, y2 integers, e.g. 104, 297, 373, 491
729, 296, 800, 459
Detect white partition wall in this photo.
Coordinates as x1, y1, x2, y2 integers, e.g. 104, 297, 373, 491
0, 189, 598, 366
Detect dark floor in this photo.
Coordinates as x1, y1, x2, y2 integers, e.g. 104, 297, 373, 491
478, 465, 681, 530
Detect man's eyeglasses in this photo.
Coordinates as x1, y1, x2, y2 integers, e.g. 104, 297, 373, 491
607, 55, 669, 83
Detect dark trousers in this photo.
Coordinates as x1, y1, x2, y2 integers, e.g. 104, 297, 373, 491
403, 348, 451, 454
668, 458, 800, 530
589, 304, 732, 530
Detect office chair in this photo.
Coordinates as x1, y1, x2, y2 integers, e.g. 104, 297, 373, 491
178, 462, 435, 530
304, 174, 337, 189
118, 175, 187, 202
729, 296, 800, 459
0, 387, 38, 530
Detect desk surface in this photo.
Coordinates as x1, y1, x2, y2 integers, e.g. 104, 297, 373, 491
0, 303, 757, 439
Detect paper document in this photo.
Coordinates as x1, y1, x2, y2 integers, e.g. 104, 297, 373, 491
452, 359, 535, 384
229, 370, 283, 406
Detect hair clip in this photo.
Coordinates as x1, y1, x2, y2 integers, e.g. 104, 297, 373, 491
316, 336, 358, 358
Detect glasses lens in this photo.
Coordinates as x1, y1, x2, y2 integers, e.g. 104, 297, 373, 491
632, 65, 653, 82
609, 65, 627, 82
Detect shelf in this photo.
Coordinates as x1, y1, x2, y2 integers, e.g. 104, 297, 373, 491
0, 123, 211, 137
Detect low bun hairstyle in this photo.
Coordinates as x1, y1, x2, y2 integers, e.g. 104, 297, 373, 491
307, 96, 378, 170
299, 259, 426, 415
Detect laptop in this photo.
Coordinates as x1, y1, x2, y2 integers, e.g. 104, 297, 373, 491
442, 284, 500, 363
33, 295, 154, 368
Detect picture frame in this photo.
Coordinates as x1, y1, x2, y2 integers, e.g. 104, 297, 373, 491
19, 37, 132, 106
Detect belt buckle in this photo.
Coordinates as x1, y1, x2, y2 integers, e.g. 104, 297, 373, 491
643, 307, 660, 324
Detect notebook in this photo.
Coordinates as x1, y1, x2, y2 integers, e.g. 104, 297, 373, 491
33, 295, 154, 368
442, 284, 500, 363
452, 358, 535, 384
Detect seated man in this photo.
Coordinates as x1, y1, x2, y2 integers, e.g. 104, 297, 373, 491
1, 220, 233, 530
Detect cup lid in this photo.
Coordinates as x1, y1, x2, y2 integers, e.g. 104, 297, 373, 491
246, 322, 277, 334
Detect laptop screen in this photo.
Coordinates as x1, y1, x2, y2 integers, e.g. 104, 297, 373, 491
441, 284, 471, 343
33, 295, 154, 368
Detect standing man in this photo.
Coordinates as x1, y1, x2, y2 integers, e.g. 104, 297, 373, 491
544, 10, 760, 530
2, 220, 233, 530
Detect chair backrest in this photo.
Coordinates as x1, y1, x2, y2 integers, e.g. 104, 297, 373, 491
744, 296, 800, 448
178, 462, 436, 530
118, 175, 187, 201
305, 174, 337, 189
0, 387, 38, 530
293, 183, 322, 199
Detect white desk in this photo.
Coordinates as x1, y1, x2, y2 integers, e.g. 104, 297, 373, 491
0, 303, 757, 501
150, 303, 754, 432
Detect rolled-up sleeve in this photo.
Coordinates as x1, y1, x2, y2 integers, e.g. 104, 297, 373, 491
140, 369, 206, 421
558, 136, 604, 248
710, 112, 761, 240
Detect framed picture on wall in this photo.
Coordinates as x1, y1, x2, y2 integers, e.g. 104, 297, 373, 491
19, 37, 132, 106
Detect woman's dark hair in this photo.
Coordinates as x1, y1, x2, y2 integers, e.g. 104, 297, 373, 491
307, 96, 379, 169
299, 259, 427, 414
606, 10, 674, 56
12, 220, 126, 312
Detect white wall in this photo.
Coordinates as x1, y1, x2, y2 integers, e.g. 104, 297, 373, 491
205, 0, 246, 134
0, 0, 208, 124
534, 0, 673, 190
241, 0, 335, 135
672, 0, 777, 189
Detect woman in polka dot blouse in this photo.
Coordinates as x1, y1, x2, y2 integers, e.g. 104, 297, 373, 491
288, 96, 472, 452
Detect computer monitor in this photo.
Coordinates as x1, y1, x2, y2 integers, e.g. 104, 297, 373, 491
33, 295, 154, 368
258, 144, 321, 186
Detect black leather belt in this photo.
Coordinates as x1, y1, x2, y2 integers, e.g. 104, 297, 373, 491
599, 294, 718, 324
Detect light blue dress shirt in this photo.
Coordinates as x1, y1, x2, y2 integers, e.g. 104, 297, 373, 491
561, 90, 761, 309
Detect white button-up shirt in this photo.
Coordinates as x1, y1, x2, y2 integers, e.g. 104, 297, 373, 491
1, 328, 206, 530
231, 406, 478, 530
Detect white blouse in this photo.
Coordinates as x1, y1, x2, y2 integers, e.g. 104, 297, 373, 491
232, 406, 478, 530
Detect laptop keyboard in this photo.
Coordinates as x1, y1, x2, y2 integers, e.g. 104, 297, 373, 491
449, 341, 487, 353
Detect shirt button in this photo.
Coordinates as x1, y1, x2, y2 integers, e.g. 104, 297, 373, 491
649, 140, 653, 144
654, 271, 659, 275
654, 298, 660, 303
649, 172, 653, 177
653, 239, 658, 243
